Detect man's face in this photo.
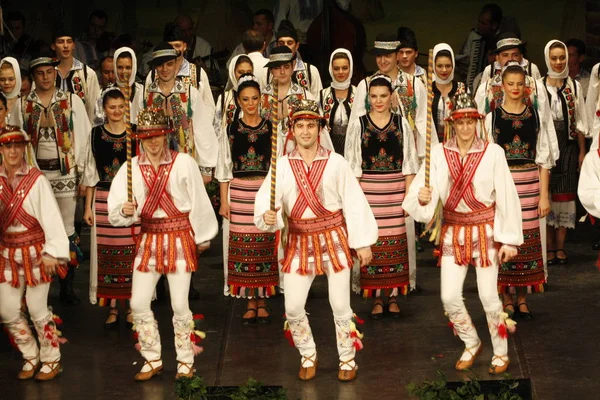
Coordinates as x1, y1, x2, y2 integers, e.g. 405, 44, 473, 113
116, 56, 133, 83
20, 77, 31, 97
477, 11, 497, 37
33, 66, 56, 91
277, 37, 299, 56
142, 135, 166, 157
0, 142, 26, 169
292, 118, 320, 150
496, 48, 522, 67
157, 59, 178, 82
52, 37, 75, 60
454, 118, 477, 142
168, 41, 187, 60
88, 16, 107, 40
253, 15, 272, 37
397, 48, 417, 69
100, 58, 115, 87
567, 46, 583, 72
176, 17, 195, 43
376, 53, 397, 74
7, 20, 24, 41
270, 63, 293, 84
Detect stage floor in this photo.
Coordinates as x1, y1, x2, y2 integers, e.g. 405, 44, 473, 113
1, 223, 599, 400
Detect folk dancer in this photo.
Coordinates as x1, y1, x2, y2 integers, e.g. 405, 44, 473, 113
485, 63, 559, 319
403, 89, 523, 375
431, 44, 463, 142
216, 74, 279, 323
254, 99, 378, 381
345, 75, 419, 318
0, 126, 70, 381
107, 108, 218, 380
10, 54, 92, 306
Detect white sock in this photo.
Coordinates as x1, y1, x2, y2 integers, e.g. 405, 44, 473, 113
301, 353, 316, 368
339, 359, 356, 371
491, 355, 508, 367
459, 341, 481, 362
140, 360, 162, 373
22, 358, 38, 371
177, 362, 194, 374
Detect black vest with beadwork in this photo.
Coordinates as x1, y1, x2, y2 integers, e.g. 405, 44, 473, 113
359, 114, 404, 173
228, 118, 272, 178
491, 106, 539, 166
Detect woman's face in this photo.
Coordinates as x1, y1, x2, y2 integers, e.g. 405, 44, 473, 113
234, 61, 253, 81
434, 56, 453, 82
332, 57, 350, 83
368, 85, 392, 113
502, 72, 526, 102
238, 86, 260, 116
0, 102, 7, 125
104, 97, 126, 123
549, 46, 567, 74
0, 67, 16, 94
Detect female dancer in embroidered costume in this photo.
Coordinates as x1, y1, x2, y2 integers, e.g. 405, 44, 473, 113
318, 49, 355, 155
345, 75, 419, 318
486, 63, 559, 318
431, 44, 463, 143
255, 99, 378, 381
217, 74, 278, 323
107, 108, 218, 381
214, 55, 254, 136
0, 57, 22, 121
0, 126, 70, 381
404, 89, 523, 375
83, 89, 140, 328
539, 40, 589, 266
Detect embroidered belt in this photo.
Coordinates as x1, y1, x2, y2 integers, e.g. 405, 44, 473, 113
288, 209, 345, 234
0, 225, 67, 287
36, 158, 61, 171
282, 210, 352, 276
441, 204, 496, 268
443, 205, 495, 226
140, 213, 192, 233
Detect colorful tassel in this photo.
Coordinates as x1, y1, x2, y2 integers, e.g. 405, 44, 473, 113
283, 320, 295, 347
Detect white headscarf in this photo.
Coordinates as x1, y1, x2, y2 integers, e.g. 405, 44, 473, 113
544, 40, 569, 79
113, 47, 137, 87
93, 87, 122, 127
0, 57, 22, 99
329, 48, 353, 90
432, 43, 454, 85
227, 54, 254, 91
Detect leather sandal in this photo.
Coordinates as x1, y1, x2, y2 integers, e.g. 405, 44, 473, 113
35, 360, 61, 381
256, 306, 271, 324
17, 358, 39, 380
134, 360, 163, 381
547, 249, 556, 265
489, 355, 510, 375
556, 249, 568, 265
175, 361, 196, 379
298, 353, 317, 381
338, 358, 358, 381
455, 341, 483, 371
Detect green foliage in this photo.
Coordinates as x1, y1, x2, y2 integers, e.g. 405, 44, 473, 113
406, 370, 524, 400
175, 376, 287, 400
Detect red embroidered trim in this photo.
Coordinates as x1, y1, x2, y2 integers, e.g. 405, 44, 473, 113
0, 169, 43, 231
139, 151, 180, 218
289, 156, 330, 218
444, 143, 489, 211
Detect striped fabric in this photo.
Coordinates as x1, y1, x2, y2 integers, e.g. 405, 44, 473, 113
498, 165, 545, 293
359, 171, 409, 298
95, 188, 139, 305
227, 178, 279, 298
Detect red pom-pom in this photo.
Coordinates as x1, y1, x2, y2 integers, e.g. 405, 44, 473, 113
284, 329, 295, 347
53, 316, 63, 325
353, 315, 365, 325
498, 323, 508, 339
193, 314, 204, 321
133, 331, 139, 342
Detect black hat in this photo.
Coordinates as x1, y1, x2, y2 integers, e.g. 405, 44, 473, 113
149, 42, 180, 67
276, 20, 298, 42
397, 27, 418, 50
163, 22, 185, 43
265, 46, 295, 68
29, 52, 60, 71
493, 32, 526, 54
52, 25, 75, 42
369, 32, 400, 56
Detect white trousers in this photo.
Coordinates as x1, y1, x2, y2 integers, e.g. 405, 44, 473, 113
130, 260, 195, 364
0, 273, 59, 363
284, 255, 356, 365
56, 196, 77, 237
440, 252, 507, 357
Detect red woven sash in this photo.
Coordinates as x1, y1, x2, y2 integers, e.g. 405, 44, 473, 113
0, 168, 43, 232
289, 156, 330, 218
140, 151, 180, 218
444, 143, 488, 211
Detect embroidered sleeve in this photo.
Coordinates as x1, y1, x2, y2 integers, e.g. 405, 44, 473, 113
401, 117, 419, 175
215, 120, 234, 182
344, 117, 363, 177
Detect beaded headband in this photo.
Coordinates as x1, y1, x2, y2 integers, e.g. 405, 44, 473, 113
374, 41, 401, 50
496, 38, 522, 50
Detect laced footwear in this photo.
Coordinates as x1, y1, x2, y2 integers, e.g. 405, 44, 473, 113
338, 359, 358, 381
35, 361, 61, 381
489, 355, 510, 375
17, 358, 39, 380
134, 360, 163, 381
175, 361, 195, 379
455, 341, 483, 371
298, 353, 317, 381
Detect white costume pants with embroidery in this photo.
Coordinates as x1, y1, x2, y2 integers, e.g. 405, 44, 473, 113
130, 260, 195, 364
440, 252, 507, 358
55, 193, 77, 237
0, 272, 60, 363
284, 254, 356, 366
